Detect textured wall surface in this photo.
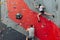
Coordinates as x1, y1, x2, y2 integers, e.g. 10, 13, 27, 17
1, 0, 60, 36
1, 0, 27, 36
0, 0, 60, 40
42, 0, 60, 27
24, 0, 60, 27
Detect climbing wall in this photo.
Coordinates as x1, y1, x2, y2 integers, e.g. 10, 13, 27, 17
42, 0, 60, 26
1, 0, 27, 36
0, 22, 26, 40
6, 0, 60, 40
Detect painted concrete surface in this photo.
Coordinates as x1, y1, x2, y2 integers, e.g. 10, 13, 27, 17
1, 0, 27, 36
0, 0, 60, 40
1, 0, 60, 37
0, 22, 26, 40
24, 0, 60, 27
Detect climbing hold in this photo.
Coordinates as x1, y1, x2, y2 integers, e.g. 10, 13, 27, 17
6, 16, 8, 18
13, 6, 16, 9
41, 25, 45, 28
16, 13, 23, 19
20, 23, 22, 26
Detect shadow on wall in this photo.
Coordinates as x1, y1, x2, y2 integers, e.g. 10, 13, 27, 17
0, 22, 26, 40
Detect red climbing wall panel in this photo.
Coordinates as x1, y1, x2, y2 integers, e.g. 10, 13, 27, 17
6, 0, 60, 40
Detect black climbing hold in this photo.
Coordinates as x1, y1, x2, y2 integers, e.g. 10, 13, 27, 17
16, 13, 23, 19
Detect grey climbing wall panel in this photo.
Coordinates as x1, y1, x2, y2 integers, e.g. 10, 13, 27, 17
42, 0, 60, 27
24, 0, 43, 12
0, 22, 26, 40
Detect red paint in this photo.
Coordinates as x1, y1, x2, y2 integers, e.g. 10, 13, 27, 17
6, 0, 60, 40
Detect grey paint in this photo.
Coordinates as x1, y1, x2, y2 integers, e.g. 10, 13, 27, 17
0, 23, 26, 40
42, 0, 60, 27
56, 0, 60, 26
